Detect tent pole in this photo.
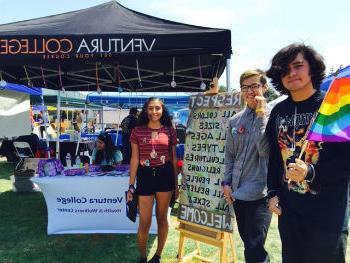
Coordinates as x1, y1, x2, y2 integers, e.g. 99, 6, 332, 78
101, 107, 104, 132
115, 106, 122, 146
40, 94, 50, 158
84, 103, 88, 132
56, 91, 61, 159
75, 105, 86, 158
226, 58, 231, 92
75, 130, 81, 157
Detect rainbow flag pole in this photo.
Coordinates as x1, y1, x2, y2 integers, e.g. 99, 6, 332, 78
298, 77, 350, 158
298, 138, 309, 159
297, 117, 315, 159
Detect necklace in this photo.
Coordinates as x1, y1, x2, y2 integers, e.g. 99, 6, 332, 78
150, 130, 158, 159
290, 106, 297, 152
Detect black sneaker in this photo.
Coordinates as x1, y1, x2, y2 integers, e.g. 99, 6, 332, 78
137, 258, 147, 263
148, 254, 161, 263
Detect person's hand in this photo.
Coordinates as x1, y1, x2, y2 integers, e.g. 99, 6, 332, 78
126, 190, 133, 202
174, 187, 180, 200
127, 184, 136, 202
286, 158, 308, 183
255, 96, 267, 117
223, 185, 234, 205
268, 196, 282, 216
84, 163, 89, 173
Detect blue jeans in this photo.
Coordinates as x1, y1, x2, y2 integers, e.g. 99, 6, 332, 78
234, 197, 272, 263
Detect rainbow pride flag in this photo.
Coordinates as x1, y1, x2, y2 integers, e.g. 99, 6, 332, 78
307, 78, 350, 142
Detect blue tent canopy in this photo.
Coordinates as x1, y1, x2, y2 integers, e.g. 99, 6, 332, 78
86, 93, 190, 108
321, 65, 350, 91
0, 81, 42, 96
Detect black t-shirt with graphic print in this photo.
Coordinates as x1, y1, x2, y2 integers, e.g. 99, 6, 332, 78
266, 91, 350, 231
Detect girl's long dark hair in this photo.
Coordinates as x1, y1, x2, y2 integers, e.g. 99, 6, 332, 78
137, 97, 173, 127
94, 132, 116, 164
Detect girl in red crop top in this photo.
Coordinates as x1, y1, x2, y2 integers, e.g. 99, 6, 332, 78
127, 97, 178, 263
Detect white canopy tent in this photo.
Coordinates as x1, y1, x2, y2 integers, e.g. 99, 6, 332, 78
0, 89, 32, 138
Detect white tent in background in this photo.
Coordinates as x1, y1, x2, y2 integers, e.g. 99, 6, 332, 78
268, 95, 288, 109
0, 89, 32, 138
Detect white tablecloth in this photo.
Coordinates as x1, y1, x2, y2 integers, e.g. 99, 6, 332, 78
32, 176, 159, 235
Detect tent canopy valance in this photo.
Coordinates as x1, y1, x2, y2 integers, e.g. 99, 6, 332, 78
30, 95, 101, 109
0, 1, 231, 92
85, 93, 189, 108
0, 82, 42, 96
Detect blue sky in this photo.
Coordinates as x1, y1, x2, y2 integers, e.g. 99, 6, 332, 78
0, 0, 349, 91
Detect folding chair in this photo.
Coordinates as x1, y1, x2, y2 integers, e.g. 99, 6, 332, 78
13, 141, 34, 170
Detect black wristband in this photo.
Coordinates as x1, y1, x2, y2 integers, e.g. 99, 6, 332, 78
221, 181, 231, 187
305, 164, 315, 183
267, 190, 278, 199
128, 184, 135, 193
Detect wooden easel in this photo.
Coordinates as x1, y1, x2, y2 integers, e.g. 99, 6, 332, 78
176, 219, 237, 263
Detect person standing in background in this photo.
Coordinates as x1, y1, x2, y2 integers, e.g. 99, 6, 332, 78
120, 107, 138, 164
35, 111, 45, 138
76, 110, 84, 131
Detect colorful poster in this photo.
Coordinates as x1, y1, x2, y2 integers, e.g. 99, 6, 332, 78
178, 92, 242, 232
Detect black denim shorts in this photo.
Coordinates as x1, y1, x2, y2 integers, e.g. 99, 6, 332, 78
136, 161, 175, 196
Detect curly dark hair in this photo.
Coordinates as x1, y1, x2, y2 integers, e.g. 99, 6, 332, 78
94, 132, 117, 164
266, 43, 326, 95
137, 97, 173, 127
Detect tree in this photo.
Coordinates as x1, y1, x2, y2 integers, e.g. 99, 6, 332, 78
265, 88, 280, 102
219, 85, 227, 92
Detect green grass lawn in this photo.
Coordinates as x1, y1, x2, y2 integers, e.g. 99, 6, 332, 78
0, 160, 348, 263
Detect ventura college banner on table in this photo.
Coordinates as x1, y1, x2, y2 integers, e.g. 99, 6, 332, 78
178, 92, 242, 232
32, 176, 158, 234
